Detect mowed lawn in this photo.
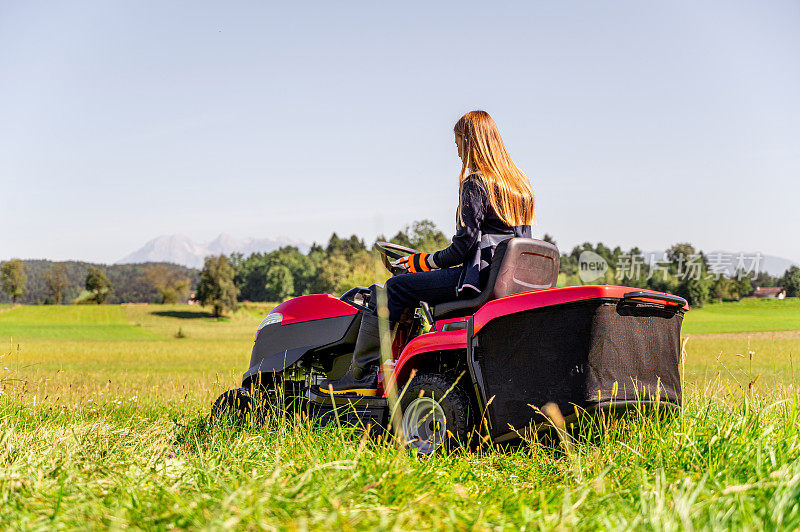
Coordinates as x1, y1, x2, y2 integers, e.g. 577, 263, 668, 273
0, 304, 159, 340
1, 300, 799, 529
0, 303, 276, 405
682, 297, 800, 334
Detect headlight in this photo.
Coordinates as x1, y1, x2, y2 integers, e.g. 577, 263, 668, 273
257, 312, 283, 332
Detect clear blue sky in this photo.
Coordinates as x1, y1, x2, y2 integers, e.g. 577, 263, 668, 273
1, 1, 798, 264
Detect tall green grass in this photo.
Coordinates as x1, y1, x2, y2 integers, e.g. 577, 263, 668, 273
0, 303, 799, 528
1, 384, 798, 529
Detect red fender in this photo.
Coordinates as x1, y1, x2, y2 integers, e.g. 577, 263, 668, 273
382, 330, 467, 395
472, 285, 687, 334
268, 294, 357, 325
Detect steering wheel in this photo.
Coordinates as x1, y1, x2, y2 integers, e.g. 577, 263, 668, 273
374, 241, 421, 275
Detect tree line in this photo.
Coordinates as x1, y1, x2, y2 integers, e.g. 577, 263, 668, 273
3, 220, 799, 314
194, 223, 799, 315
0, 260, 198, 305
196, 220, 451, 315
556, 240, 799, 307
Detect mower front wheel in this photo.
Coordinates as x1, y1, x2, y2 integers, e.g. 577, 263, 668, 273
211, 387, 254, 425
399, 373, 473, 454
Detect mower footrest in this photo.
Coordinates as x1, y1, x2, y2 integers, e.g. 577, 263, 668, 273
307, 387, 388, 430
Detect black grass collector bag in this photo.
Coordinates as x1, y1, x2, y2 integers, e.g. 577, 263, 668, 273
472, 298, 683, 439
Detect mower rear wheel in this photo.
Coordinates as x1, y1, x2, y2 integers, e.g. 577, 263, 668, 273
399, 373, 473, 454
211, 387, 253, 425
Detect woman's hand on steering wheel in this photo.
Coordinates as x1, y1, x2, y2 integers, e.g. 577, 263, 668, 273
391, 252, 436, 273
374, 241, 424, 275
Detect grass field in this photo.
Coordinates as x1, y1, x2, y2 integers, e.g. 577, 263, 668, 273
1, 300, 799, 529
682, 297, 800, 335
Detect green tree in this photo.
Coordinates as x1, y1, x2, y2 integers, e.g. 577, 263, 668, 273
234, 247, 315, 301
731, 271, 753, 299
781, 266, 800, 297
0, 259, 27, 304
343, 235, 366, 257
142, 264, 191, 303
265, 265, 294, 301
408, 219, 449, 252
736, 276, 753, 299
196, 255, 239, 317
677, 276, 711, 307
85, 267, 113, 304
326, 233, 344, 255
710, 276, 733, 302
272, 247, 316, 295
324, 233, 366, 259
234, 252, 271, 301
45, 264, 69, 304
666, 243, 697, 266
337, 250, 385, 294
314, 253, 350, 295
752, 271, 778, 288
390, 219, 449, 253
389, 228, 413, 249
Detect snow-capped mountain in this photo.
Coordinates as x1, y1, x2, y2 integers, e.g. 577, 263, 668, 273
117, 234, 310, 269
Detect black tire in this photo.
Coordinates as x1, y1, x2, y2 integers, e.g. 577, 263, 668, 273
211, 388, 253, 425
398, 373, 474, 454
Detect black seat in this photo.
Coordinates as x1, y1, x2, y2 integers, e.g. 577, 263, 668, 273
432, 238, 560, 320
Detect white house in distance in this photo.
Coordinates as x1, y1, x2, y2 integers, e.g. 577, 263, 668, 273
752, 287, 787, 299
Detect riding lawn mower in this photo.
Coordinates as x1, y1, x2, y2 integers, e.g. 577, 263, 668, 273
212, 238, 686, 454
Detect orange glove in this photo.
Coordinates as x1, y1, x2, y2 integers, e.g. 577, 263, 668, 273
395, 252, 435, 273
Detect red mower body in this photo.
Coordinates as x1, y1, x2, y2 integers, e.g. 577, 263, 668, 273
225, 238, 686, 450
266, 294, 358, 327
381, 285, 685, 397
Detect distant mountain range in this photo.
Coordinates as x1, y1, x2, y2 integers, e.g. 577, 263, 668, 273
117, 234, 310, 269
706, 251, 798, 278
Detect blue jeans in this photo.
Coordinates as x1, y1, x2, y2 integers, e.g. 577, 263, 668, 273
370, 267, 465, 322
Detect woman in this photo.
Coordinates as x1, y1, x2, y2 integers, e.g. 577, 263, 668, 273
321, 110, 534, 395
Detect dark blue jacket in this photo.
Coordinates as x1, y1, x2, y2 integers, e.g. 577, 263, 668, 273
432, 173, 531, 294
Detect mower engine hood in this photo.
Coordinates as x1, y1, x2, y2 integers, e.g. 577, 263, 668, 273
243, 294, 360, 385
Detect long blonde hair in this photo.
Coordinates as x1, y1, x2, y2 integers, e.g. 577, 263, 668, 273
454, 110, 534, 227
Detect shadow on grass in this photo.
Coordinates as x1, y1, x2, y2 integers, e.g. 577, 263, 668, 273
151, 310, 215, 319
